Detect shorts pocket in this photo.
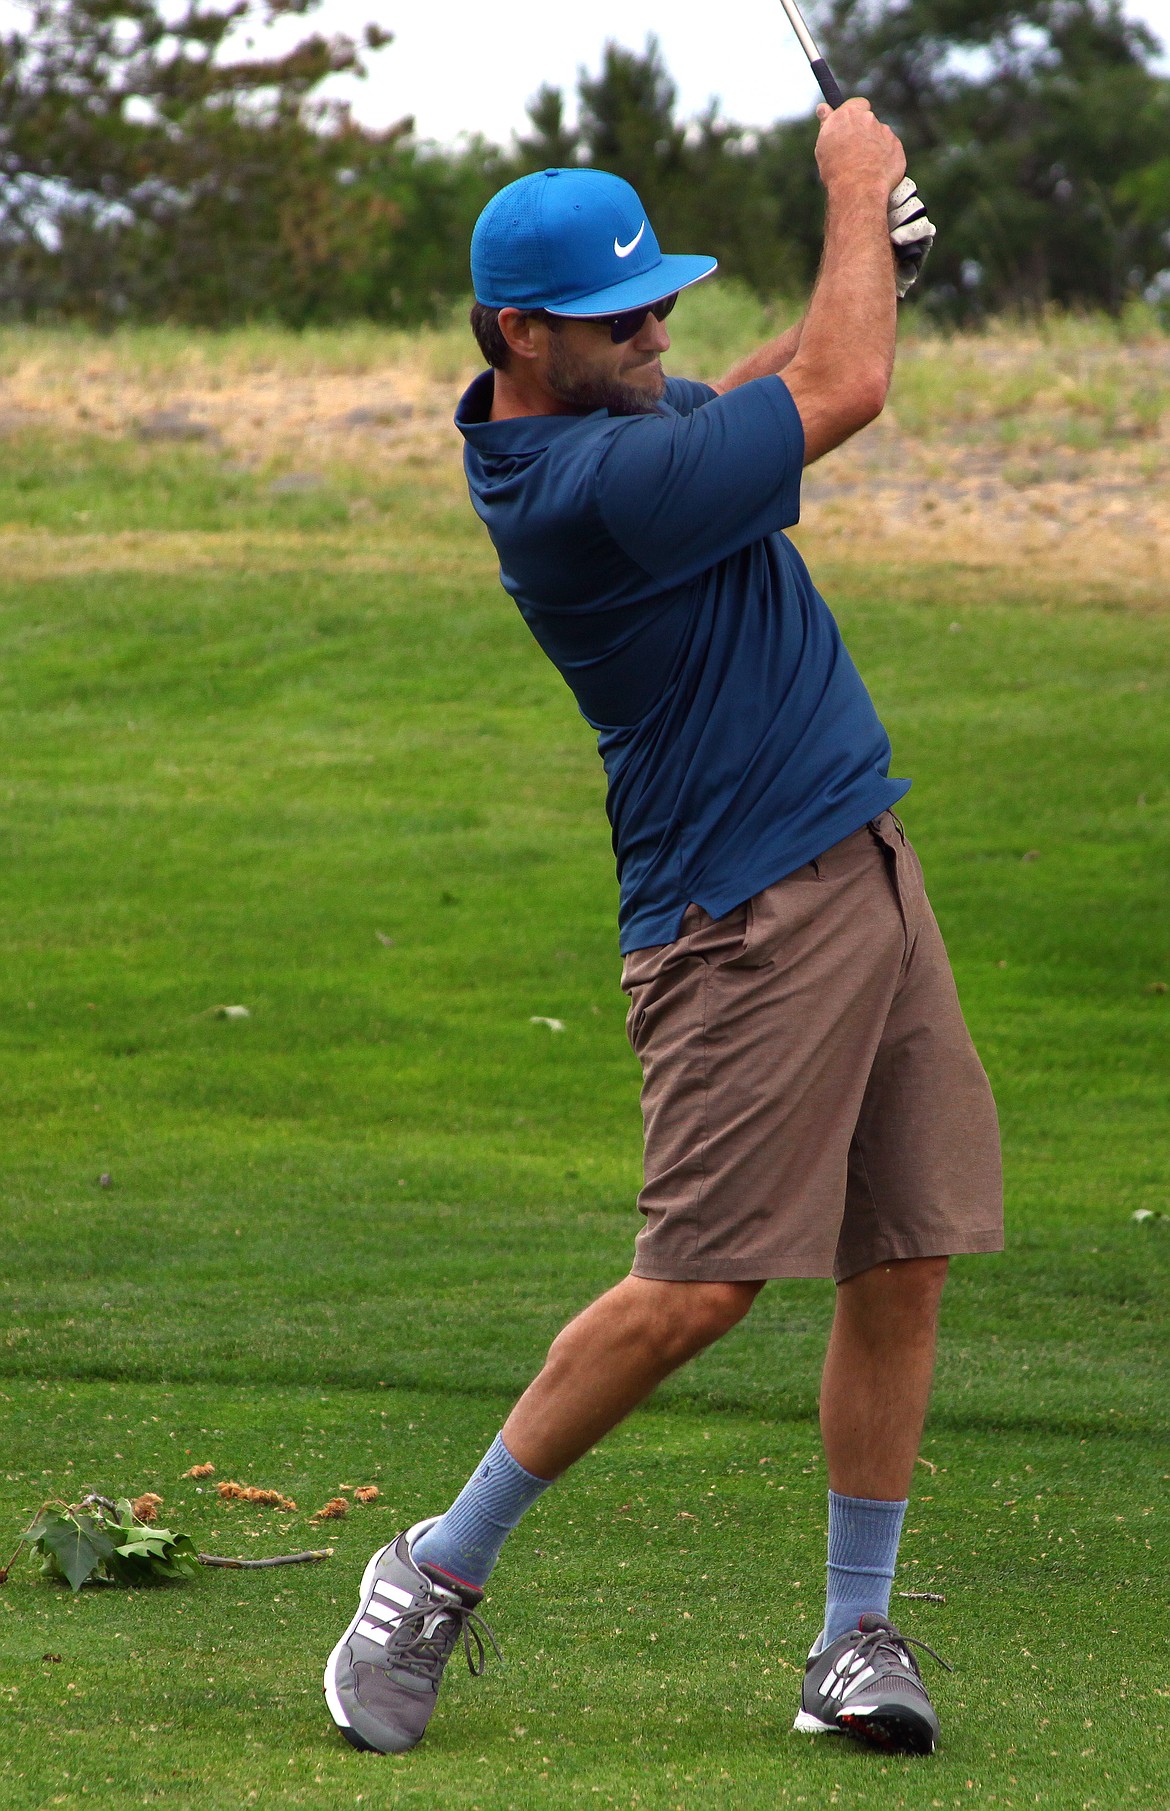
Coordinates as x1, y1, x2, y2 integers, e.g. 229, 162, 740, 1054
695, 896, 775, 971
686, 900, 752, 967
625, 956, 704, 1062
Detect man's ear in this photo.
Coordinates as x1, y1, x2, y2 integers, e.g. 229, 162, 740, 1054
497, 308, 545, 363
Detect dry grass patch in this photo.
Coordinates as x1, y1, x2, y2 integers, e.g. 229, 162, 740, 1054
0, 521, 478, 581
800, 317, 1170, 593
0, 305, 1166, 596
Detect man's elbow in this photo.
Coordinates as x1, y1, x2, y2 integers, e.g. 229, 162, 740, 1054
785, 359, 893, 463
808, 367, 891, 440
808, 377, 886, 457
849, 366, 890, 429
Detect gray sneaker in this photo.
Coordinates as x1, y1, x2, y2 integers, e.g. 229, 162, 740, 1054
323, 1517, 499, 1753
793, 1613, 949, 1755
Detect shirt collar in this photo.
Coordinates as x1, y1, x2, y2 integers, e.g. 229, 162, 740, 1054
454, 369, 609, 455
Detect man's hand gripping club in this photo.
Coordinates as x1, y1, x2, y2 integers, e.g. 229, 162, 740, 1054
815, 97, 934, 297
887, 175, 936, 298
779, 98, 909, 464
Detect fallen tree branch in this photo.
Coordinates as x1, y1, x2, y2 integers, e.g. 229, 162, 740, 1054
197, 1549, 333, 1569
82, 1494, 332, 1568
0, 1537, 26, 1585
2, 1490, 334, 1586
76, 1492, 120, 1516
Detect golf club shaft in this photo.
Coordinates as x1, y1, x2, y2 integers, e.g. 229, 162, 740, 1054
775, 0, 933, 294
774, 0, 846, 107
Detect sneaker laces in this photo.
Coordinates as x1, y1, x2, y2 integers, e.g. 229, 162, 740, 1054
384, 1596, 502, 1684
846, 1621, 952, 1684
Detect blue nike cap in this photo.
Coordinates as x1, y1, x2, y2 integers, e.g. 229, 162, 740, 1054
471, 167, 717, 316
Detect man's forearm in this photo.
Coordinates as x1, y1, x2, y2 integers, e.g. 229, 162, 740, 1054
780, 175, 898, 463
712, 319, 805, 394
795, 179, 897, 402
704, 99, 903, 460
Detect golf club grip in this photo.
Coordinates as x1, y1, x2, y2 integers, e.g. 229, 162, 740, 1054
810, 58, 845, 108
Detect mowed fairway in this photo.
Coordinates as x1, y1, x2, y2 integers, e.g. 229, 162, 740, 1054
1, 338, 1168, 1811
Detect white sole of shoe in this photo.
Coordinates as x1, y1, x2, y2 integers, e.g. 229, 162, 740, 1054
793, 1710, 841, 1735
795, 1704, 937, 1756
322, 1516, 437, 1735
323, 1541, 392, 1733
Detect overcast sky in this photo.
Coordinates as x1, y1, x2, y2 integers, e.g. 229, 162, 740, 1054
298, 0, 1169, 143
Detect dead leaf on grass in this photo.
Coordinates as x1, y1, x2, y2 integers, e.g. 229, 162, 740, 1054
310, 1498, 349, 1522
131, 1493, 164, 1523
353, 1486, 380, 1505
217, 1481, 298, 1510
183, 1462, 216, 1479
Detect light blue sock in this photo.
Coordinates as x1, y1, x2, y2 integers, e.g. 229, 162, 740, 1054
410, 1432, 552, 1593
822, 1489, 908, 1646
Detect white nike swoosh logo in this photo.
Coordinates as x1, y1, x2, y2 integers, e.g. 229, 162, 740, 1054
614, 222, 645, 258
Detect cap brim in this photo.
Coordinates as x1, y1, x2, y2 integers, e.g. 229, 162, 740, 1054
544, 254, 717, 318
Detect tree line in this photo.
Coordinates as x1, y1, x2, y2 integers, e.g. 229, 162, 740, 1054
0, 0, 1167, 326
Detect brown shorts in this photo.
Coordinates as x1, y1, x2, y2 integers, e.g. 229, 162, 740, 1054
620, 812, 1003, 1283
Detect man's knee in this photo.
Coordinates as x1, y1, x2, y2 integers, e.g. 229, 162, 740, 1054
666, 1279, 763, 1352
893, 1255, 949, 1309
839, 1254, 949, 1328
546, 1275, 763, 1377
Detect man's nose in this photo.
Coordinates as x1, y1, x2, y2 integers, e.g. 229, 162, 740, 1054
635, 313, 671, 354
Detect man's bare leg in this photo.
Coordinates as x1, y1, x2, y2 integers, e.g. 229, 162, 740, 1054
820, 1256, 949, 1498
412, 1259, 944, 1618
810, 1254, 949, 1655
501, 1258, 945, 1487
322, 1276, 764, 1752
405, 1277, 762, 1596
503, 1275, 764, 1478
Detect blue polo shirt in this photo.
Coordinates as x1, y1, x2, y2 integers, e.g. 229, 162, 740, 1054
456, 369, 908, 953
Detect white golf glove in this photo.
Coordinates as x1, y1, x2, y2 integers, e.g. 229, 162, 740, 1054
888, 175, 936, 298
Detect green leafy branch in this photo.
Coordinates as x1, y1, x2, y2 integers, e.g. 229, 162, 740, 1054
1, 1494, 331, 1592
8, 1495, 200, 1592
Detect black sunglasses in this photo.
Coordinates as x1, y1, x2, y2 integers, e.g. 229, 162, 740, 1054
602, 291, 678, 343
538, 292, 678, 344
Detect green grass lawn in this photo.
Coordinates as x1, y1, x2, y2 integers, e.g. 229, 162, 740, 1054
0, 398, 1168, 1810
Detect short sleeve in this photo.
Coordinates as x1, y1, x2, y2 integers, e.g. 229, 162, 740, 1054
661, 376, 718, 416
595, 377, 804, 583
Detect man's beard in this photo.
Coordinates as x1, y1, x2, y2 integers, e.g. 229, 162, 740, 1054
546, 334, 665, 417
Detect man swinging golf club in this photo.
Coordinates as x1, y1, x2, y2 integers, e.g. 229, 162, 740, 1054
324, 96, 1002, 1760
